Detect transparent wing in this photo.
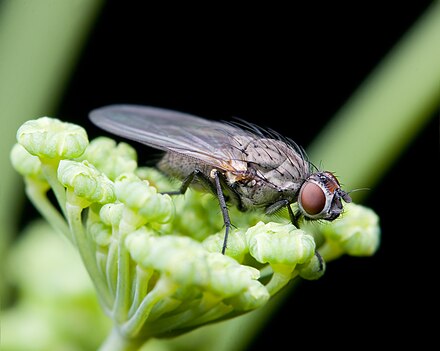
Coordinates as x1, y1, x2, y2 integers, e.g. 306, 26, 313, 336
89, 104, 250, 169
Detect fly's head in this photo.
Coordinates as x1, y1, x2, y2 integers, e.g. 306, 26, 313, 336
297, 171, 352, 221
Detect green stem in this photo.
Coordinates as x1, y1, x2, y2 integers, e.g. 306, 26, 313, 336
96, 250, 109, 285
128, 266, 153, 318
40, 159, 67, 218
65, 193, 113, 309
98, 327, 144, 351
24, 178, 72, 243
106, 240, 118, 297
171, 298, 231, 329
265, 266, 297, 296
137, 299, 229, 339
113, 230, 132, 323
121, 277, 177, 337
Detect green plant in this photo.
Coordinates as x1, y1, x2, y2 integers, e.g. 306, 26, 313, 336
8, 117, 379, 350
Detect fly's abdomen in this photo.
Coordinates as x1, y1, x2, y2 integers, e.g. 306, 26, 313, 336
157, 152, 213, 189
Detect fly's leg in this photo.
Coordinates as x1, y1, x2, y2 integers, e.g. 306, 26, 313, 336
161, 169, 216, 195
314, 250, 325, 272
160, 171, 195, 195
211, 169, 232, 255
288, 205, 302, 228
161, 169, 232, 255
265, 199, 301, 227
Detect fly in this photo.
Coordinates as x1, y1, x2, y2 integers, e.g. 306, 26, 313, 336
89, 104, 352, 254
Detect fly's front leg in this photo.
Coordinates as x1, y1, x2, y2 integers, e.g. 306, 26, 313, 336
265, 199, 301, 227
287, 204, 302, 228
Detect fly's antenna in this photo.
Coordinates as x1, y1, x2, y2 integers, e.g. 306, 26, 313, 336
346, 187, 371, 195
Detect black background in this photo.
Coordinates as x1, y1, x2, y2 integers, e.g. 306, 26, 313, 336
51, 2, 436, 350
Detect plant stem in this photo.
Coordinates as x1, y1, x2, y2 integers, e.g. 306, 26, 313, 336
265, 268, 297, 296
128, 266, 153, 317
99, 327, 144, 351
121, 277, 177, 337
65, 193, 113, 309
24, 178, 72, 243
113, 231, 132, 323
40, 160, 68, 218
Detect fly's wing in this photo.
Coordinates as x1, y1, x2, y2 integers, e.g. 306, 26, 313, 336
89, 104, 250, 170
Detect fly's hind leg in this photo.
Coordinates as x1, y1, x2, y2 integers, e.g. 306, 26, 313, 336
210, 169, 233, 255
161, 169, 216, 196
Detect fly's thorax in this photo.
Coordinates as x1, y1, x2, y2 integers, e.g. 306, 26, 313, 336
225, 165, 303, 212
232, 179, 297, 211
241, 137, 310, 188
220, 136, 310, 211
297, 171, 352, 221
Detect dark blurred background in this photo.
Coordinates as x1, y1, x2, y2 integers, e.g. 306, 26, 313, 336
27, 2, 437, 349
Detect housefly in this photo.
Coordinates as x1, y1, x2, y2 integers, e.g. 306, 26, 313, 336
89, 105, 352, 254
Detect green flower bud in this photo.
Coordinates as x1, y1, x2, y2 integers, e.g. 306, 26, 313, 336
135, 167, 177, 191
297, 253, 326, 280
202, 229, 247, 262
99, 203, 124, 227
246, 222, 316, 266
115, 173, 174, 224
17, 117, 88, 159
225, 280, 270, 311
58, 160, 116, 205
206, 253, 261, 297
320, 203, 380, 256
79, 137, 137, 180
98, 202, 146, 237
171, 190, 224, 241
126, 230, 269, 311
88, 220, 112, 247
125, 227, 269, 328
10, 143, 44, 180
126, 231, 210, 287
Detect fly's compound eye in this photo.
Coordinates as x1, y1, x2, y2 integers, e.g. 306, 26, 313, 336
298, 182, 326, 216
298, 172, 350, 222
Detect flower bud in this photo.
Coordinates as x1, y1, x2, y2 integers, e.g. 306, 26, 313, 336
126, 231, 210, 287
246, 222, 316, 266
58, 160, 116, 205
206, 253, 261, 296
99, 203, 124, 227
115, 174, 174, 224
79, 137, 137, 180
88, 221, 112, 247
202, 229, 247, 262
17, 117, 88, 159
126, 230, 269, 310
297, 252, 326, 280
10, 143, 44, 180
320, 203, 380, 256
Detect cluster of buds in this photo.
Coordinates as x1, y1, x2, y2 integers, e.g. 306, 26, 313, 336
11, 117, 380, 349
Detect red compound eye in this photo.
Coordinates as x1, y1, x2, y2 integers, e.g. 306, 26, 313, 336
300, 182, 326, 216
